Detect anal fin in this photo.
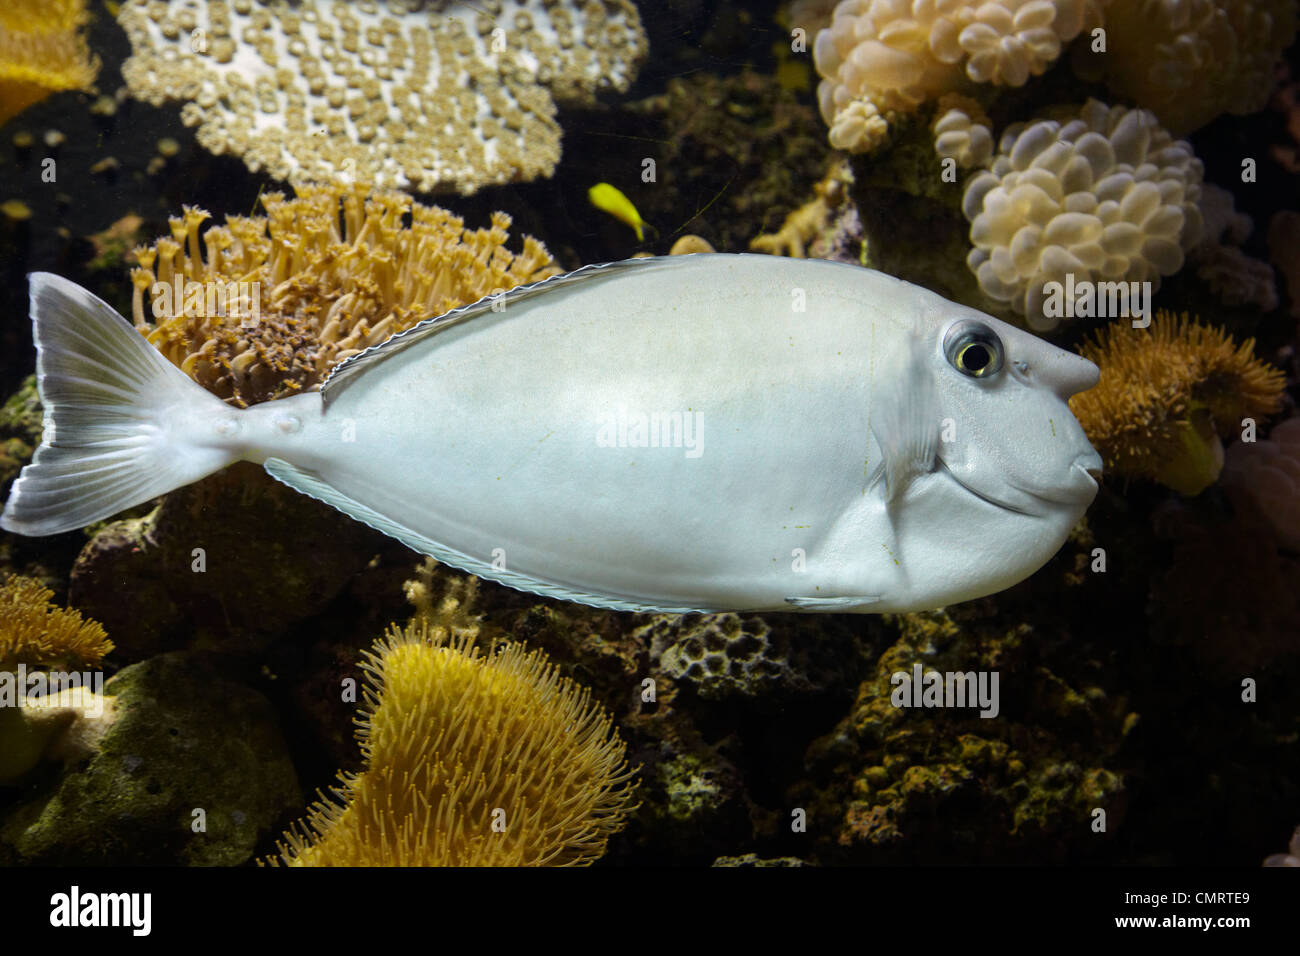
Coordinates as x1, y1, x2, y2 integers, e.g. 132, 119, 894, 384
785, 595, 882, 611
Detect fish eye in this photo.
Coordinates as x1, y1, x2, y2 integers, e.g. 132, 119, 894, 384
944, 322, 1003, 379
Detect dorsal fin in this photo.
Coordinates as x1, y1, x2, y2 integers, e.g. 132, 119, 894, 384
320, 256, 673, 407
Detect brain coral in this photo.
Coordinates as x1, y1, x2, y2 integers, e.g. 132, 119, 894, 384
1223, 418, 1300, 549
272, 618, 637, 866
1070, 310, 1285, 495
810, 0, 1110, 152
118, 0, 646, 193
129, 183, 558, 406
963, 99, 1203, 328
0, 0, 100, 126
1076, 0, 1298, 135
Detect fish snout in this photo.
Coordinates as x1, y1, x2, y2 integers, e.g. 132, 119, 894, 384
1044, 350, 1100, 400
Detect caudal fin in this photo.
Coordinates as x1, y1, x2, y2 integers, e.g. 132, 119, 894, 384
0, 273, 238, 536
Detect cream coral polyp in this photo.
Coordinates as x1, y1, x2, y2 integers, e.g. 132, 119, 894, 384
962, 99, 1203, 328
811, 0, 1109, 152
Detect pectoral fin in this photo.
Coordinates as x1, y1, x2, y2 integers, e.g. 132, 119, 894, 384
872, 346, 941, 504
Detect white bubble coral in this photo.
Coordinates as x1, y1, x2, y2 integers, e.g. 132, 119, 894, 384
812, 0, 1109, 152
1223, 419, 1300, 550
1078, 0, 1298, 135
118, 0, 646, 194
932, 94, 993, 168
962, 99, 1204, 328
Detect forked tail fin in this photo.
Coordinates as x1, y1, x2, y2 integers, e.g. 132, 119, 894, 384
0, 274, 240, 536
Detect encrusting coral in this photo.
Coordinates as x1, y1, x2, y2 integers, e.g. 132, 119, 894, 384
963, 99, 1203, 329
129, 184, 558, 406
1069, 311, 1285, 495
270, 583, 638, 866
117, 0, 646, 193
1074, 0, 1298, 135
0, 0, 100, 126
807, 0, 1110, 152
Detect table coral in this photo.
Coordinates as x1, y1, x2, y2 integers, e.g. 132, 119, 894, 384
128, 184, 558, 406
271, 614, 637, 866
809, 0, 1109, 152
117, 0, 646, 193
1075, 0, 1298, 135
963, 99, 1203, 329
1069, 311, 1285, 495
0, 0, 100, 126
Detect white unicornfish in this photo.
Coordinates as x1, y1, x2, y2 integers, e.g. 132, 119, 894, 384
1, 256, 1102, 613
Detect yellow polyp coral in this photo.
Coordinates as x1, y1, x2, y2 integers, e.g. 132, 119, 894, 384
0, 574, 113, 670
129, 184, 559, 407
1069, 311, 1286, 495
1075, 0, 1298, 135
0, 0, 100, 126
269, 607, 638, 866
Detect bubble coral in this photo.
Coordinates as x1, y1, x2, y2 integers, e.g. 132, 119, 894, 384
810, 0, 1109, 152
117, 0, 647, 194
128, 183, 559, 407
932, 93, 993, 169
270, 614, 638, 866
963, 99, 1203, 329
1222, 418, 1300, 549
1075, 0, 1298, 135
1069, 311, 1286, 495
0, 0, 100, 126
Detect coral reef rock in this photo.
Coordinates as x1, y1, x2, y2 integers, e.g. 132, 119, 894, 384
0, 651, 300, 866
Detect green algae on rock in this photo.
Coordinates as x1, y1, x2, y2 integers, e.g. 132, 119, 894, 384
69, 463, 392, 661
797, 602, 1133, 864
0, 651, 299, 866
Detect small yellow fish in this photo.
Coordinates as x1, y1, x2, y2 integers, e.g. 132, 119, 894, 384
588, 183, 647, 242
106, 0, 121, 16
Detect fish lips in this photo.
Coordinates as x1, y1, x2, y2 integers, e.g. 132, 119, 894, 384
939, 451, 1103, 516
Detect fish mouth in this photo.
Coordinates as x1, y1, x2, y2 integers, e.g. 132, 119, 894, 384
937, 453, 1101, 515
